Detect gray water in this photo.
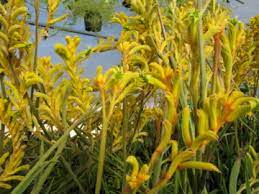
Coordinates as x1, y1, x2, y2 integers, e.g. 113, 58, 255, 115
29, 0, 259, 77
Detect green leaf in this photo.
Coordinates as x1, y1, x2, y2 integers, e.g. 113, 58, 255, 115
229, 158, 241, 194
11, 114, 88, 194
31, 139, 67, 194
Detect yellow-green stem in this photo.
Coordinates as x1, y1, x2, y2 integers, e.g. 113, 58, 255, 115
30, 0, 40, 101
197, 0, 206, 107
95, 91, 109, 194
0, 74, 6, 156
33, 0, 40, 72
122, 98, 129, 191
155, 0, 176, 69
152, 154, 163, 191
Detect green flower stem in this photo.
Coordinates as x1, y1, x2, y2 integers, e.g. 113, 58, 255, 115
234, 121, 240, 153
122, 98, 129, 191
30, 0, 40, 101
155, 0, 176, 69
0, 74, 6, 157
151, 154, 163, 191
33, 0, 40, 72
95, 90, 112, 194
197, 0, 206, 107
253, 73, 258, 97
0, 123, 4, 157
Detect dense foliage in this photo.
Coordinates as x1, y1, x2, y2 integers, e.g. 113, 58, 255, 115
0, 0, 258, 193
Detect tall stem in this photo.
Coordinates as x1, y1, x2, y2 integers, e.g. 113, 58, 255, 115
253, 72, 258, 97
0, 123, 4, 157
95, 91, 108, 194
234, 121, 240, 153
155, 0, 176, 69
33, 0, 40, 72
122, 98, 129, 191
31, 0, 40, 101
197, 0, 206, 107
0, 74, 6, 156
152, 155, 163, 191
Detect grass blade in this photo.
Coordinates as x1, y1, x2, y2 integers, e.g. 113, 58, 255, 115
11, 114, 88, 194
229, 158, 241, 194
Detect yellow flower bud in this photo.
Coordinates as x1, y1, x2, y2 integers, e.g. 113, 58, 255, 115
181, 106, 192, 147
197, 109, 209, 135
179, 161, 221, 173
